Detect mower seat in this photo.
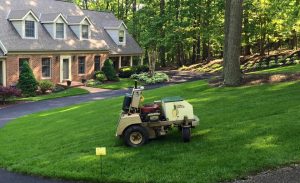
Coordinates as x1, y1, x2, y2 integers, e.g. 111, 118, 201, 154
141, 104, 160, 113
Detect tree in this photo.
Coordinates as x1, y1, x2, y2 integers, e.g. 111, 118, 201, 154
18, 61, 38, 96
102, 59, 118, 81
223, 0, 243, 86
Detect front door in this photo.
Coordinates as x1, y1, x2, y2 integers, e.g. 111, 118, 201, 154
60, 56, 71, 82
63, 59, 69, 80
0, 61, 3, 86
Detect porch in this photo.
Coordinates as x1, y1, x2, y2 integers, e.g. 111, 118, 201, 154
109, 55, 143, 71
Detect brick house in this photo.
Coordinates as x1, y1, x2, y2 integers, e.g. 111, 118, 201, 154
0, 0, 143, 86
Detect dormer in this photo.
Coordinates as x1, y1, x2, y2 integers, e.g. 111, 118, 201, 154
40, 13, 68, 40
7, 9, 39, 39
68, 16, 92, 40
104, 21, 127, 46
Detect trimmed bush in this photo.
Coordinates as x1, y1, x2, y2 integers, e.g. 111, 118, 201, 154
86, 79, 102, 87
134, 65, 149, 74
18, 61, 38, 97
119, 67, 134, 78
39, 80, 54, 94
131, 72, 169, 84
95, 71, 106, 82
0, 86, 21, 104
102, 59, 118, 81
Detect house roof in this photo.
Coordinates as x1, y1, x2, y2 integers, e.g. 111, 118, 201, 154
83, 10, 143, 55
40, 13, 68, 23
0, 0, 142, 55
0, 49, 3, 56
7, 9, 39, 21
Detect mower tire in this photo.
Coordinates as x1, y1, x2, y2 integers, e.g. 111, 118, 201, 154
182, 126, 191, 142
124, 125, 149, 147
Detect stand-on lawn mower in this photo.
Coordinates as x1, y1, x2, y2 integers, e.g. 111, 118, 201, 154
116, 82, 200, 147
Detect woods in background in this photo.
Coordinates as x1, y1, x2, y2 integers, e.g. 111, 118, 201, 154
74, 0, 300, 68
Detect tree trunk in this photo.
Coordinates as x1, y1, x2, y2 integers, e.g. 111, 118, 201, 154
243, 6, 251, 55
132, 0, 137, 39
159, 0, 166, 67
223, 0, 243, 86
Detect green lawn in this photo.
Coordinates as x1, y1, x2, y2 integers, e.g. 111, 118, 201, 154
96, 78, 139, 90
251, 64, 300, 74
1, 80, 300, 183
18, 88, 89, 101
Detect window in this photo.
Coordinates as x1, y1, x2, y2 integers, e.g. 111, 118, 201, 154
25, 21, 35, 38
78, 57, 85, 74
119, 30, 125, 43
94, 56, 101, 71
56, 23, 64, 39
0, 61, 3, 86
42, 58, 51, 78
19, 58, 29, 74
81, 25, 89, 39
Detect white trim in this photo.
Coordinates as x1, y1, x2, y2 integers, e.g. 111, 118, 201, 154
80, 24, 91, 40
60, 55, 72, 83
23, 20, 38, 39
0, 40, 8, 55
118, 56, 122, 69
54, 22, 67, 40
0, 60, 6, 87
130, 56, 133, 67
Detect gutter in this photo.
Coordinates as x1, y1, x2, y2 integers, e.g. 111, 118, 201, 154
0, 40, 8, 55
6, 49, 110, 55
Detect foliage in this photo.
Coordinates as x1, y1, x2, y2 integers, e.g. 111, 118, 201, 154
75, 0, 300, 67
39, 80, 54, 94
0, 86, 21, 103
95, 71, 106, 82
17, 61, 38, 97
119, 67, 134, 78
131, 72, 169, 84
134, 65, 150, 74
86, 79, 102, 87
119, 65, 150, 78
3, 80, 300, 182
102, 59, 118, 81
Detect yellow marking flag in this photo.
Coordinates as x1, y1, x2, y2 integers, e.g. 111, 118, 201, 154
96, 147, 106, 156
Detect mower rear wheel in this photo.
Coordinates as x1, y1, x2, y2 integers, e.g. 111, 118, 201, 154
182, 126, 191, 142
124, 125, 149, 147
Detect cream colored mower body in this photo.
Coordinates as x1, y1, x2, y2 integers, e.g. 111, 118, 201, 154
116, 82, 200, 147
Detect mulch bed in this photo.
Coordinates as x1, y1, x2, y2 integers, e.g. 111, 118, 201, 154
209, 73, 300, 87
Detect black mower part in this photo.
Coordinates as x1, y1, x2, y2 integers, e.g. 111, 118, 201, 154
182, 126, 191, 142
124, 125, 149, 147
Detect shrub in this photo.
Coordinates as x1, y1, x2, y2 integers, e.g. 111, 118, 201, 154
134, 65, 149, 74
131, 72, 169, 84
39, 80, 54, 94
102, 59, 118, 81
86, 79, 102, 87
17, 61, 38, 96
119, 67, 134, 78
0, 86, 21, 104
95, 71, 106, 82
52, 86, 65, 93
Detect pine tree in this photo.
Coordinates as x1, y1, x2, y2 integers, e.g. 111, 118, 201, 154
18, 61, 38, 96
102, 59, 118, 81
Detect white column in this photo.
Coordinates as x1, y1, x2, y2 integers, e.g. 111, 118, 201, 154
118, 56, 122, 69
2, 60, 6, 87
130, 56, 133, 67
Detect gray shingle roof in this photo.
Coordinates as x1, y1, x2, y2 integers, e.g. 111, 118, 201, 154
40, 13, 64, 23
7, 9, 33, 20
0, 49, 3, 56
83, 10, 143, 55
0, 0, 142, 55
67, 16, 86, 24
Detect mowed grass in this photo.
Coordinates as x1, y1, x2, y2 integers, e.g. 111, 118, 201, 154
96, 78, 138, 90
252, 64, 300, 74
1, 80, 300, 182
18, 88, 89, 101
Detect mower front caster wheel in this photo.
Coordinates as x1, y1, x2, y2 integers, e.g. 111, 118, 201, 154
124, 125, 149, 147
182, 126, 191, 142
